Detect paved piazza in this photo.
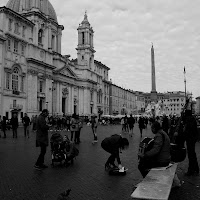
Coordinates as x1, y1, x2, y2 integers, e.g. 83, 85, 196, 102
0, 124, 200, 200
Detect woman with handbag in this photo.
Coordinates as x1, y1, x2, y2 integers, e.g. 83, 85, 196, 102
70, 113, 79, 142
91, 115, 98, 142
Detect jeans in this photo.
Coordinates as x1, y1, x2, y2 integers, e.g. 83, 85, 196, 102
24, 126, 30, 137
186, 139, 199, 173
35, 144, 47, 166
12, 128, 18, 138
138, 158, 169, 178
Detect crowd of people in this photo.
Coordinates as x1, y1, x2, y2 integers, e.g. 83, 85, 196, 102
0, 107, 199, 181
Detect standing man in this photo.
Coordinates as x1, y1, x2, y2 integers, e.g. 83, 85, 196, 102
128, 114, 135, 137
34, 109, 50, 170
22, 113, 31, 138
175, 109, 199, 176
10, 113, 19, 138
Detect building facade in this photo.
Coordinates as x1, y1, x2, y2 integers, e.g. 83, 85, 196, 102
195, 97, 200, 115
109, 84, 136, 115
0, 0, 113, 120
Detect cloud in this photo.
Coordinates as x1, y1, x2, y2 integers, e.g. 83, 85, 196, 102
1, 0, 200, 98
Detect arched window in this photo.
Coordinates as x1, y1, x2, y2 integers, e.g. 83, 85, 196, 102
38, 29, 43, 44
12, 67, 19, 91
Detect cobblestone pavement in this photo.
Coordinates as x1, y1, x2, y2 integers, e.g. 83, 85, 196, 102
0, 124, 200, 200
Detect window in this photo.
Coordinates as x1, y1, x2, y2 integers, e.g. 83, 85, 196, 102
21, 112, 23, 119
7, 39, 11, 51
14, 40, 18, 53
39, 99, 43, 111
39, 81, 43, 92
13, 100, 16, 107
14, 23, 19, 34
21, 44, 25, 55
22, 26, 26, 37
12, 68, 19, 91
82, 32, 85, 44
6, 112, 9, 119
38, 29, 43, 44
5, 73, 10, 89
8, 19, 12, 30
89, 33, 92, 45
52, 35, 55, 50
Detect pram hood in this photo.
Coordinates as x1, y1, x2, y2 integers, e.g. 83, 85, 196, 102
50, 132, 63, 144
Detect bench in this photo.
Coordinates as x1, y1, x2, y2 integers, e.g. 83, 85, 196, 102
131, 163, 178, 200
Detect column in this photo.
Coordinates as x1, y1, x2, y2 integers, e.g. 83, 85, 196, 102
71, 86, 74, 114
91, 34, 93, 47
59, 85, 62, 114
78, 32, 81, 45
54, 35, 57, 52
83, 88, 88, 115
0, 14, 4, 34
57, 33, 61, 54
48, 26, 52, 50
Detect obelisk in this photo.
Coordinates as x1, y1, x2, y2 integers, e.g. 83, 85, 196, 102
150, 44, 157, 103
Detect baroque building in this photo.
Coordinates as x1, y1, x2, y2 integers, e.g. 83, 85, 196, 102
0, 0, 111, 120
109, 83, 137, 115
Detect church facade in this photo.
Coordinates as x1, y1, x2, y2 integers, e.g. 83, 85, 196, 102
0, 0, 111, 120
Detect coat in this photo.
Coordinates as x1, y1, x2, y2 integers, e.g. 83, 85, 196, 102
10, 117, 19, 129
101, 134, 123, 164
36, 114, 49, 147
144, 129, 171, 163
70, 117, 79, 132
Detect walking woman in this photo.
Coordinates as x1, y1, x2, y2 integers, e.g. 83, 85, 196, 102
70, 113, 79, 142
101, 134, 129, 170
91, 115, 98, 142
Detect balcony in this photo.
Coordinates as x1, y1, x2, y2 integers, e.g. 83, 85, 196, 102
13, 90, 20, 95
10, 104, 23, 110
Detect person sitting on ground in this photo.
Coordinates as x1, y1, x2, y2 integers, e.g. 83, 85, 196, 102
138, 121, 171, 178
101, 134, 129, 170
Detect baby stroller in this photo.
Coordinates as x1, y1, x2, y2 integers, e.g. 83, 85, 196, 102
50, 132, 66, 167
50, 133, 79, 167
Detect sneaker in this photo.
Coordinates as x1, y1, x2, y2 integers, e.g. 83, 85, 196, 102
34, 165, 43, 170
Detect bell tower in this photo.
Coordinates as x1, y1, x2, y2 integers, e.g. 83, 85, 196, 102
76, 12, 96, 69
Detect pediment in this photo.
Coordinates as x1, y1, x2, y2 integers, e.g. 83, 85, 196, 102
55, 64, 77, 78
60, 68, 72, 76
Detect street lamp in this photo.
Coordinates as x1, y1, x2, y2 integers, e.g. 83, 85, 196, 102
184, 66, 186, 100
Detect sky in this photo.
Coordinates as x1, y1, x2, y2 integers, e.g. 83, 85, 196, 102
1, 0, 200, 98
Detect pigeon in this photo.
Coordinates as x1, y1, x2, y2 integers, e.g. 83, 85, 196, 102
57, 189, 71, 200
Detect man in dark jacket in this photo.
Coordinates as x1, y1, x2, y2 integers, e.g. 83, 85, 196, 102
34, 109, 50, 170
22, 113, 30, 138
101, 134, 129, 170
10, 113, 19, 138
138, 121, 171, 177
182, 110, 199, 176
128, 114, 135, 137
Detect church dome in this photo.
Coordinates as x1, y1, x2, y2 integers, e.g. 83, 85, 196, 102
6, 0, 57, 22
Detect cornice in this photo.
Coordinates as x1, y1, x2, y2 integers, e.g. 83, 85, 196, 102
5, 32, 28, 44
27, 69, 53, 80
26, 58, 56, 70
0, 34, 6, 41
21, 11, 63, 28
0, 7, 35, 27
